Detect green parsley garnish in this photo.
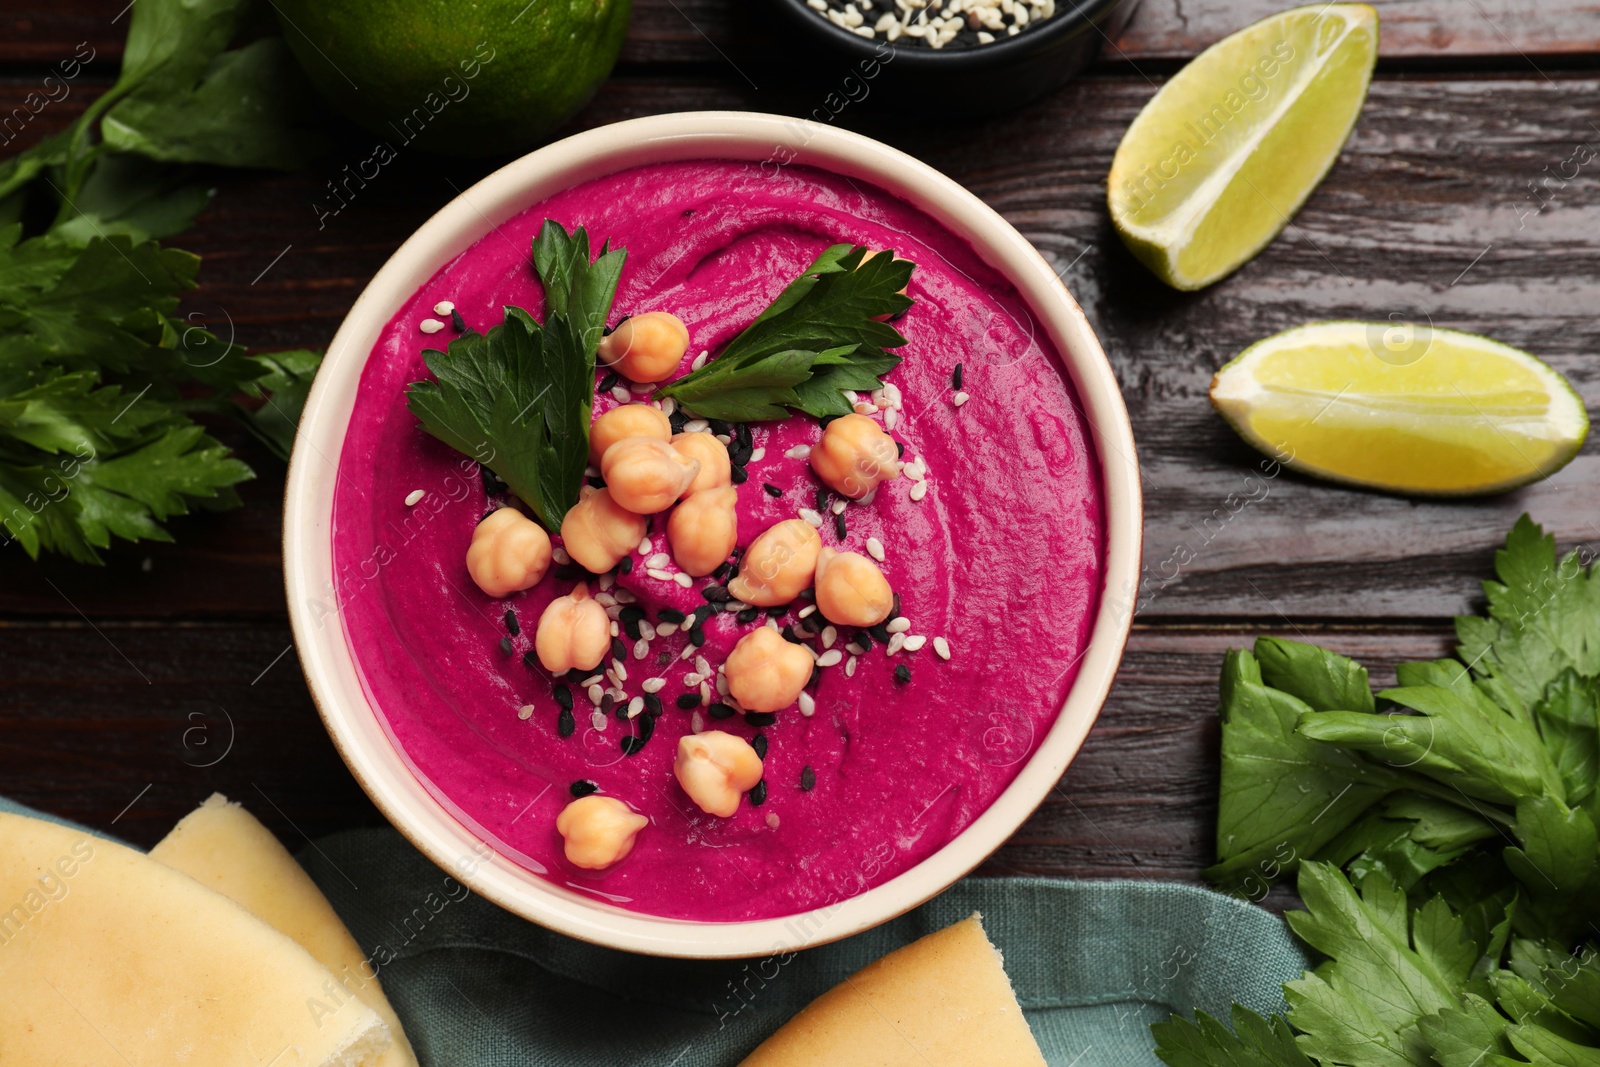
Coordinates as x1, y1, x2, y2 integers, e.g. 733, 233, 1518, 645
406, 221, 624, 530
655, 244, 913, 421
0, 0, 325, 563
1153, 515, 1600, 1066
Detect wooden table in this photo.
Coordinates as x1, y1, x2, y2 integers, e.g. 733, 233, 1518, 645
3, 1, 1597, 912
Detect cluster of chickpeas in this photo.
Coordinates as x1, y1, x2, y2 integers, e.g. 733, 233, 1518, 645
461, 293, 916, 872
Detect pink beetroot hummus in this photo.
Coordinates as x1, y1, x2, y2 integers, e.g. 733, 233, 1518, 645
332, 160, 1102, 922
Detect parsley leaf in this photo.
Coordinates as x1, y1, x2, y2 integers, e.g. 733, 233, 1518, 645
656, 244, 912, 421
406, 223, 624, 530
1153, 1005, 1317, 1067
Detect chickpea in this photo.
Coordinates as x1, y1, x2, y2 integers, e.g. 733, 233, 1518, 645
668, 486, 737, 578
465, 507, 552, 598
670, 431, 731, 497
814, 547, 894, 627
534, 582, 611, 673
560, 486, 648, 573
555, 795, 648, 870
675, 731, 765, 818
597, 312, 689, 383
726, 519, 821, 607
590, 403, 671, 466
601, 436, 701, 515
809, 413, 900, 499
724, 627, 814, 714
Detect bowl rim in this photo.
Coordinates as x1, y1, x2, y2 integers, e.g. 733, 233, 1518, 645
284, 110, 1142, 959
768, 0, 1134, 68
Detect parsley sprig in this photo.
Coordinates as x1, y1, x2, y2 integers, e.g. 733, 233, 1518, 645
655, 244, 913, 421
1154, 516, 1600, 1067
0, 0, 326, 562
406, 222, 624, 530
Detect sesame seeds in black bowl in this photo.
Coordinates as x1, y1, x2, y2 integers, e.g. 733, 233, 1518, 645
772, 0, 1141, 115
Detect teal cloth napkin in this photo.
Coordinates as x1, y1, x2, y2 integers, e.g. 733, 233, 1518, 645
1, 797, 1306, 1065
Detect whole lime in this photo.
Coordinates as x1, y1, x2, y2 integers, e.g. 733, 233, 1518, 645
273, 0, 630, 156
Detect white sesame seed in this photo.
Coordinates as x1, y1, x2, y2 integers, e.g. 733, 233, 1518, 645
808, 0, 826, 9
660, 397, 677, 417
695, 655, 712, 677
420, 318, 445, 334
640, 621, 656, 640
587, 683, 604, 705
845, 641, 867, 656
933, 637, 952, 660
692, 710, 705, 733
658, 622, 679, 637
884, 408, 899, 431
767, 617, 781, 631
952, 391, 970, 407
799, 508, 824, 527
700, 681, 712, 704
866, 536, 886, 562
633, 638, 650, 659
816, 649, 843, 668
977, 29, 994, 41
766, 812, 781, 829
683, 418, 710, 433
681, 644, 697, 661
517, 704, 535, 720
592, 709, 608, 730
859, 487, 877, 505
636, 537, 652, 555
785, 445, 813, 460
799, 691, 816, 716
598, 571, 614, 591
674, 572, 694, 588
691, 350, 709, 371
646, 552, 671, 569
582, 673, 604, 687
887, 632, 907, 655
748, 447, 765, 463
887, 617, 911, 634
433, 300, 455, 316
903, 634, 928, 652
627, 696, 644, 719
605, 604, 622, 621
630, 380, 652, 393
642, 677, 666, 693
553, 546, 572, 564
596, 592, 617, 607
611, 385, 632, 403
846, 655, 859, 676
614, 588, 637, 604
612, 659, 629, 682
822, 625, 838, 648
853, 401, 877, 415
714, 672, 729, 697
830, 499, 847, 515
404, 489, 425, 506
646, 567, 672, 581
875, 11, 896, 28
797, 604, 817, 619
715, 434, 731, 445
609, 620, 620, 637
910, 481, 929, 501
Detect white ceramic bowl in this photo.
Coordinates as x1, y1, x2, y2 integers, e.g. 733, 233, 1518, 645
285, 111, 1141, 959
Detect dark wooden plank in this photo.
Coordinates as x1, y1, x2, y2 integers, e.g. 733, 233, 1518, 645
7, 0, 1600, 68
2, 73, 1594, 620
0, 617, 1456, 891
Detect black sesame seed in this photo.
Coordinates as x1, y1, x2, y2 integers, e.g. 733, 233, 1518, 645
799, 587, 815, 601
570, 779, 598, 798
694, 605, 717, 626
729, 441, 753, 466
623, 618, 641, 640
730, 464, 748, 485
553, 684, 573, 710
746, 711, 778, 728
451, 309, 467, 333
557, 707, 576, 737
854, 629, 873, 651
619, 605, 645, 625
603, 314, 631, 337
504, 608, 520, 635
737, 422, 753, 448
643, 693, 663, 717
610, 636, 627, 662
894, 663, 911, 685
891, 593, 902, 620
800, 766, 816, 792
896, 441, 905, 458
480, 465, 508, 496
554, 563, 584, 581
833, 513, 846, 540
819, 414, 840, 430
482, 510, 496, 523
586, 475, 605, 488
712, 561, 733, 582
952, 362, 964, 390
566, 668, 588, 683
498, 636, 513, 656
708, 702, 736, 720
737, 607, 759, 625
597, 370, 621, 393
702, 584, 730, 603
658, 607, 686, 624
669, 411, 689, 433
767, 605, 787, 618
601, 693, 616, 716
809, 665, 821, 688
814, 487, 828, 513
619, 556, 634, 575
868, 622, 891, 644
523, 649, 541, 668
622, 714, 653, 755
781, 626, 803, 645
689, 626, 707, 647
620, 735, 644, 756
762, 483, 783, 498
748, 780, 768, 806
708, 419, 731, 437
753, 734, 768, 760
676, 692, 701, 710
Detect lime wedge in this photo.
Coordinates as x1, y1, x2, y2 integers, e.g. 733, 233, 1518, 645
1109, 4, 1379, 290
1210, 322, 1589, 495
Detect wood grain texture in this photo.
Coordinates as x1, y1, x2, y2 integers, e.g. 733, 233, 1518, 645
0, 619, 1455, 900
1, 73, 1594, 619
6, 0, 1600, 67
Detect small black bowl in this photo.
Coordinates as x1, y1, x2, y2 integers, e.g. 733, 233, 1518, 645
771, 0, 1141, 116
